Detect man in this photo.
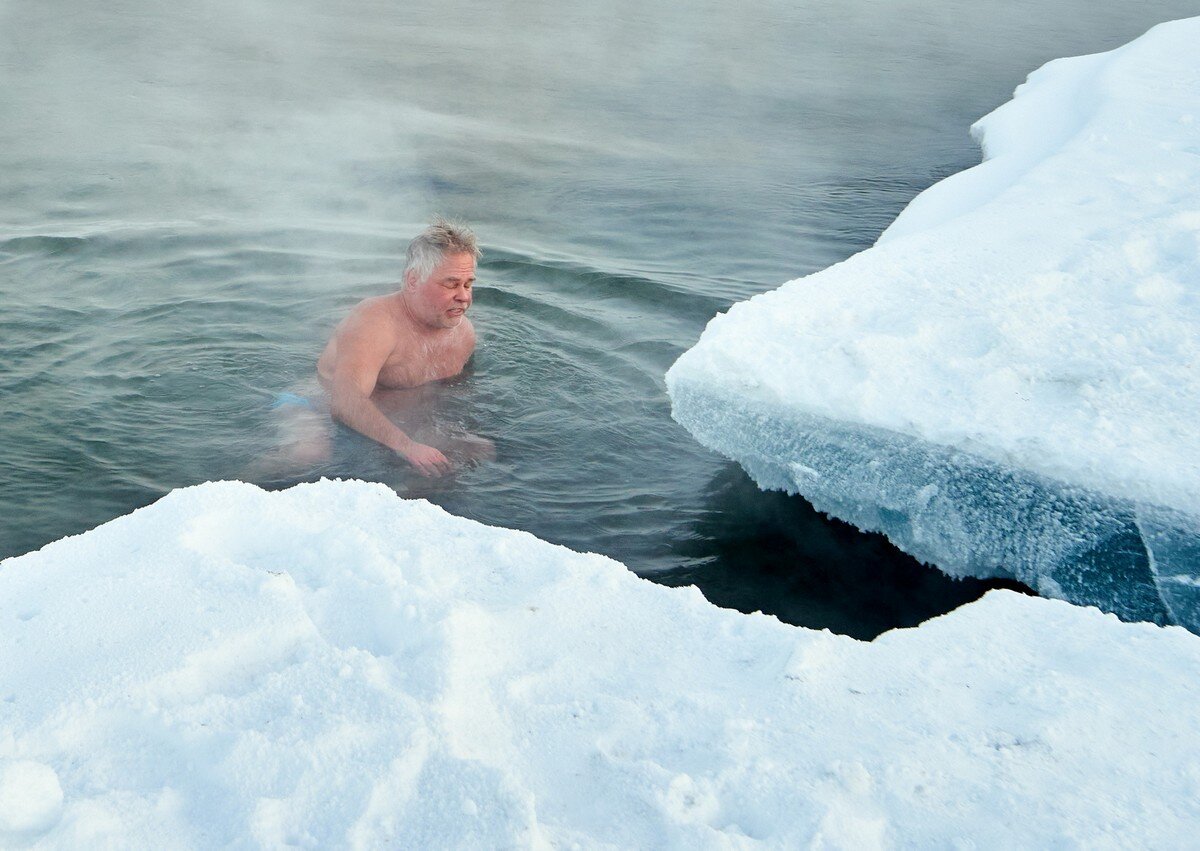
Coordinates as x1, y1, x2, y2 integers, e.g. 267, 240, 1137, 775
315, 218, 482, 477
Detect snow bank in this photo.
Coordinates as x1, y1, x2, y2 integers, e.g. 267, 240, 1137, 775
667, 17, 1200, 630
3, 479, 1200, 847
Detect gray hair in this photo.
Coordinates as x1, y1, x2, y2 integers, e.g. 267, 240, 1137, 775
403, 217, 481, 286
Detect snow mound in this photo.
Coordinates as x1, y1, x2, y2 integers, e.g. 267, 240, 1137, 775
2, 479, 1200, 846
667, 17, 1200, 630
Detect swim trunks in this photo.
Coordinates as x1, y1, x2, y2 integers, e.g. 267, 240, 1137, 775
270, 391, 316, 410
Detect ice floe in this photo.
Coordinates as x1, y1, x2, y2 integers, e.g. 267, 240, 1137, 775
668, 17, 1200, 630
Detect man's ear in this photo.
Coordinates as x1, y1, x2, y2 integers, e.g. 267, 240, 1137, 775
403, 268, 417, 289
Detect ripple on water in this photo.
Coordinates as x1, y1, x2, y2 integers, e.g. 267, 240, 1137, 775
0, 235, 89, 256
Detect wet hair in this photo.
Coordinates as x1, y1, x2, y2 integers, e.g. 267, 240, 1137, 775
403, 217, 481, 287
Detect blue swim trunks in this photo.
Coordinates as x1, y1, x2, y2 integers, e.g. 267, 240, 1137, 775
270, 391, 316, 410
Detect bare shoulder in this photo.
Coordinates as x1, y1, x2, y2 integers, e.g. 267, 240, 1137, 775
343, 295, 396, 328
329, 296, 399, 345
319, 295, 402, 379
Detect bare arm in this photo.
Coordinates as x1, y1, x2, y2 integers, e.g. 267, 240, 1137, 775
325, 309, 452, 477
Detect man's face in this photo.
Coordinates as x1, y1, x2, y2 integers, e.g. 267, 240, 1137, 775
405, 252, 476, 329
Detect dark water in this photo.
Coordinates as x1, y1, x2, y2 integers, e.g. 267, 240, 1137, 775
2, 0, 1195, 638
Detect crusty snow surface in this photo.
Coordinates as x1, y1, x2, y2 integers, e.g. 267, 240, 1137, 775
2, 480, 1200, 848
667, 17, 1200, 629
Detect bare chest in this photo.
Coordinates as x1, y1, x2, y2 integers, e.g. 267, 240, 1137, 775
375, 333, 472, 389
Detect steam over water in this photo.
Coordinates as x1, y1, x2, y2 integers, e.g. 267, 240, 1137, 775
2, 0, 1195, 637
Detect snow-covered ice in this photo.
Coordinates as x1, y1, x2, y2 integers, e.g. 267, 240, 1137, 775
2, 479, 1200, 847
667, 17, 1200, 631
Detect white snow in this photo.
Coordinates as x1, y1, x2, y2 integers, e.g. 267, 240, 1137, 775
0, 761, 63, 839
667, 17, 1200, 630
2, 479, 1200, 847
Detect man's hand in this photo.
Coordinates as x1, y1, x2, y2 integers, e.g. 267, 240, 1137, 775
402, 442, 454, 477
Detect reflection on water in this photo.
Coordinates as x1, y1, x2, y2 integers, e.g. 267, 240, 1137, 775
2, 0, 1195, 634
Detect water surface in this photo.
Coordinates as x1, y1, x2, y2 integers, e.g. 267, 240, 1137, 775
2, 0, 1195, 637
